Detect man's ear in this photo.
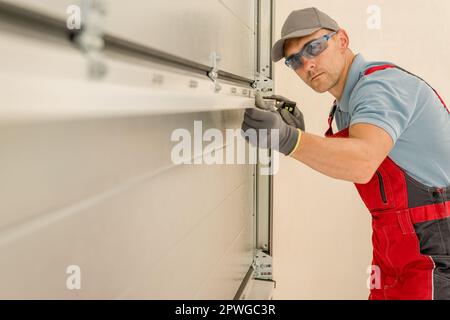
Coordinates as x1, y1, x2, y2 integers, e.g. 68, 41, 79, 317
336, 29, 350, 53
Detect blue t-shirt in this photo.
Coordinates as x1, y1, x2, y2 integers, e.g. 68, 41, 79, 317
334, 54, 450, 187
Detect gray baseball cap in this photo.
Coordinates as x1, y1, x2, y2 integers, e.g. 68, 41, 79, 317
271, 7, 340, 62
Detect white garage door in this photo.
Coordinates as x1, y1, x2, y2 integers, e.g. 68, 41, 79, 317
0, 0, 273, 298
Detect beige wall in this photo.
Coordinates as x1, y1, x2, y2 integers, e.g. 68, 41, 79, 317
272, 0, 450, 299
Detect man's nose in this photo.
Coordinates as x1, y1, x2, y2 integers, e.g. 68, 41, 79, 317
301, 56, 316, 72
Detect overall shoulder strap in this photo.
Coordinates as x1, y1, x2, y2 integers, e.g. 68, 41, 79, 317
326, 64, 398, 136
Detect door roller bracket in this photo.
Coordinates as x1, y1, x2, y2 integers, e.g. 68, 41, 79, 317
252, 73, 273, 96
207, 51, 222, 93
252, 249, 273, 280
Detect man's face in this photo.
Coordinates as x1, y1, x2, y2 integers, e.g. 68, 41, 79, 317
284, 29, 346, 93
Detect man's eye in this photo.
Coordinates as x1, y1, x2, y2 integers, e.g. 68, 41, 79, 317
306, 41, 323, 55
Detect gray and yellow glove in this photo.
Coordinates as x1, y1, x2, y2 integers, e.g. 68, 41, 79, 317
262, 95, 305, 131
241, 93, 302, 156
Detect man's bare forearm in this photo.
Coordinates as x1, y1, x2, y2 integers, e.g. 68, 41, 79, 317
289, 131, 374, 183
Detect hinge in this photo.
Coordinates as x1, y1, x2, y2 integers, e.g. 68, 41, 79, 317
71, 0, 108, 79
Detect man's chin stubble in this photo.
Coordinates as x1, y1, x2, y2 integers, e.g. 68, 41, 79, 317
310, 83, 330, 93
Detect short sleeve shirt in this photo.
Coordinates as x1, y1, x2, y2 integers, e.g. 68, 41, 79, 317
334, 54, 450, 187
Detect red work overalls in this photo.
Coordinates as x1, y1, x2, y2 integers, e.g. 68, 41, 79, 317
325, 64, 450, 300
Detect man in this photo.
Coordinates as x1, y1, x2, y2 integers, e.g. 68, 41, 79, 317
241, 7, 450, 300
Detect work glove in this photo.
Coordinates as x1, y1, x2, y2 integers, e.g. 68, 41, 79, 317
241, 93, 301, 156
261, 95, 306, 131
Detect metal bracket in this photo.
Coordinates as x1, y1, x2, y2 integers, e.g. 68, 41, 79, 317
73, 0, 108, 79
251, 73, 273, 96
207, 51, 222, 93
252, 249, 273, 280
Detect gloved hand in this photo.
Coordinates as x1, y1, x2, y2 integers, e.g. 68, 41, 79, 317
241, 93, 301, 156
259, 94, 305, 131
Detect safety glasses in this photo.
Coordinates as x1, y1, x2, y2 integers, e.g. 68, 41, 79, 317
284, 31, 337, 70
